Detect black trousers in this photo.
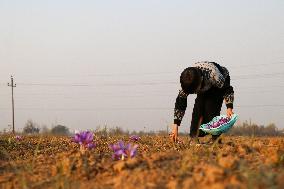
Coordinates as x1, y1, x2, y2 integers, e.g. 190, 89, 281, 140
190, 87, 224, 138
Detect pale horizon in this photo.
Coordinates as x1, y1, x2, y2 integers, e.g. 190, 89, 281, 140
0, 0, 283, 132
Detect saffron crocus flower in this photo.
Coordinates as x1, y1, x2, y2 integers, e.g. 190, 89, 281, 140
129, 135, 141, 142
110, 140, 138, 160
86, 143, 96, 149
72, 131, 96, 150
14, 135, 23, 141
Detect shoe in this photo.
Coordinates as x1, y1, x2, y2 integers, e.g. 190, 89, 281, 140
207, 135, 222, 145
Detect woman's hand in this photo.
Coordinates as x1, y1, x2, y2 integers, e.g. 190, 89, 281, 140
227, 108, 234, 117
170, 124, 178, 142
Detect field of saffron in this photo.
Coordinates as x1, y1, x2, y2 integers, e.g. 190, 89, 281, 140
1, 134, 284, 189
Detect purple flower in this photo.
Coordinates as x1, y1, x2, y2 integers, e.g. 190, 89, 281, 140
110, 140, 138, 160
129, 135, 141, 142
14, 135, 23, 141
72, 131, 96, 150
86, 143, 96, 149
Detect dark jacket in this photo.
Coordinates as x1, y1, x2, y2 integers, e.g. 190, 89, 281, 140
174, 61, 234, 126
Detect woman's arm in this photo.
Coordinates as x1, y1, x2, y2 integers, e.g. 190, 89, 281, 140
171, 89, 189, 142
223, 75, 234, 116
174, 89, 189, 126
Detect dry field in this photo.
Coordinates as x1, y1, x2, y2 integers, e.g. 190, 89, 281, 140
0, 134, 284, 189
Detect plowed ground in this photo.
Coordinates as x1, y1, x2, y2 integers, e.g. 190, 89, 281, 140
1, 135, 284, 189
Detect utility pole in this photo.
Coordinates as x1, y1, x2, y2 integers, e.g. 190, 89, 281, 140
8, 76, 16, 134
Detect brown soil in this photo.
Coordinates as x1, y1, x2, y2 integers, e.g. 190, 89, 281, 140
0, 135, 284, 189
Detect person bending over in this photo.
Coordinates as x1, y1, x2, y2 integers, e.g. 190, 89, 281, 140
170, 61, 234, 143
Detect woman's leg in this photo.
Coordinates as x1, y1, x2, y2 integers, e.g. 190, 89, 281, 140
190, 94, 205, 138
201, 88, 224, 139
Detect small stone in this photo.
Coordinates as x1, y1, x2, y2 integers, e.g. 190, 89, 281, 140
113, 161, 127, 172
218, 155, 238, 169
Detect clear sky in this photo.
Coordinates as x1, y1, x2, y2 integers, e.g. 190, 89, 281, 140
0, 0, 283, 132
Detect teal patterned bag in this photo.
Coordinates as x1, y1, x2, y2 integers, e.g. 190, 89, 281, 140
200, 114, 238, 135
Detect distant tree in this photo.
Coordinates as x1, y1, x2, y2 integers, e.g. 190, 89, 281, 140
41, 125, 50, 134
157, 130, 168, 136
130, 130, 138, 136
228, 121, 281, 136
95, 125, 108, 137
279, 129, 284, 136
23, 119, 40, 134
264, 123, 277, 136
109, 126, 126, 135
51, 125, 70, 135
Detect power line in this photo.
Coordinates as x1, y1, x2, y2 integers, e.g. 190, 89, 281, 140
228, 61, 284, 69
0, 107, 171, 111
86, 62, 284, 76
87, 71, 175, 77
235, 105, 284, 108
15, 81, 177, 87
0, 104, 283, 111
6, 62, 284, 79
11, 70, 284, 87
17, 83, 90, 87
233, 71, 284, 79
236, 85, 284, 89
0, 89, 282, 99
1, 83, 283, 93
1, 83, 283, 95
13, 77, 283, 87
1, 61, 284, 88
